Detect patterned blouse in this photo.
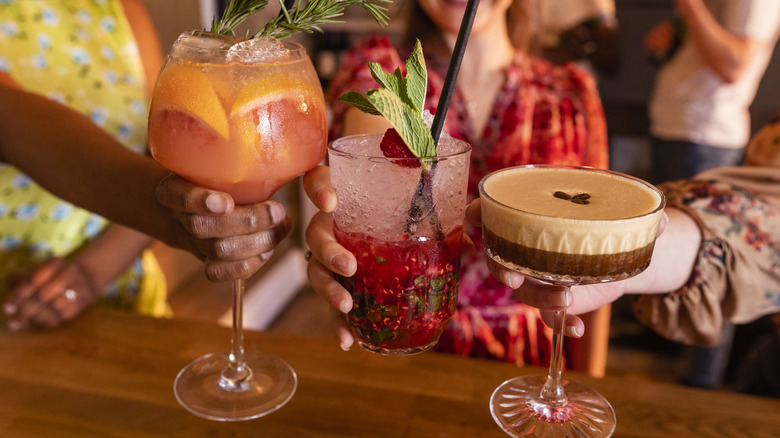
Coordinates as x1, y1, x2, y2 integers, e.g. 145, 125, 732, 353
634, 166, 780, 347
327, 35, 609, 365
0, 0, 167, 317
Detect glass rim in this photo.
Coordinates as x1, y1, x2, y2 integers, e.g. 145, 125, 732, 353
328, 133, 472, 161
478, 164, 666, 222
171, 30, 307, 57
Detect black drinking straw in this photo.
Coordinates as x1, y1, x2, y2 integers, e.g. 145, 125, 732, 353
430, 0, 480, 144
407, 0, 479, 238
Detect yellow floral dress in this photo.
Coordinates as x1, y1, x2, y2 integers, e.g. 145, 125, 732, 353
0, 0, 168, 317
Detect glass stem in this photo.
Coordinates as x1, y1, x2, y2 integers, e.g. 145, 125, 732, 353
539, 288, 569, 406
219, 278, 252, 391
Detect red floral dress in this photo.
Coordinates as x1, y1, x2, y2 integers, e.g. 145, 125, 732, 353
327, 36, 609, 366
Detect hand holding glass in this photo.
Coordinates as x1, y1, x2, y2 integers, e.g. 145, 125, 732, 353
480, 165, 665, 437
148, 31, 327, 421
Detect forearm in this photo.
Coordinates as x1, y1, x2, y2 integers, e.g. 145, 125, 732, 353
0, 85, 185, 251
623, 207, 701, 294
677, 0, 755, 83
74, 224, 155, 292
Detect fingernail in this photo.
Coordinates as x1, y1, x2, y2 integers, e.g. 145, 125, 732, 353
206, 193, 229, 214
340, 342, 351, 351
566, 325, 582, 338
505, 272, 523, 289
338, 300, 351, 314
331, 254, 350, 273
270, 203, 285, 224
3, 302, 16, 315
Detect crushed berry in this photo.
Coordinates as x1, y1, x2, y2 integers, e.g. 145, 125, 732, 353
380, 128, 419, 168
335, 224, 462, 352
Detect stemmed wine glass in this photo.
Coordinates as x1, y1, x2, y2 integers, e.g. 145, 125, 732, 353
147, 30, 327, 421
479, 165, 665, 437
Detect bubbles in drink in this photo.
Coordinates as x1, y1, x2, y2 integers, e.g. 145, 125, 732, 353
227, 36, 289, 64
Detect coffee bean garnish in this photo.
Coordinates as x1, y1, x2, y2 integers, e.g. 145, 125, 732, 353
553, 191, 590, 204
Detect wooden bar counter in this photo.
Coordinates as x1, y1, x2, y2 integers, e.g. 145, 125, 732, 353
1, 308, 778, 437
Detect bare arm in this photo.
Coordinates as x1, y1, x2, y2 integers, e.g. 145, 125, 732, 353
0, 84, 180, 248
622, 207, 701, 294
0, 83, 290, 282
676, 0, 760, 83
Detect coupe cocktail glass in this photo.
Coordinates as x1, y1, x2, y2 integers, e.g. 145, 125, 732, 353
148, 30, 327, 421
480, 165, 665, 437
328, 134, 471, 355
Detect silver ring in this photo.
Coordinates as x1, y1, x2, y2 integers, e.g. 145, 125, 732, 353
304, 250, 313, 262
63, 289, 77, 302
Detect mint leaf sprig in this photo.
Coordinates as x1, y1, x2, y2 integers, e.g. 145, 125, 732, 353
339, 40, 436, 164
211, 0, 390, 40
339, 41, 445, 239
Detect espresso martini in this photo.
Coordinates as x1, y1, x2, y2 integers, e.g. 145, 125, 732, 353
480, 165, 665, 283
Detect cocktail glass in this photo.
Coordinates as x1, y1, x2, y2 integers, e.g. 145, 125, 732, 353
480, 165, 665, 437
328, 134, 471, 355
148, 30, 327, 421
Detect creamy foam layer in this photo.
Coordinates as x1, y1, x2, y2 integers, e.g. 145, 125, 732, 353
480, 167, 665, 256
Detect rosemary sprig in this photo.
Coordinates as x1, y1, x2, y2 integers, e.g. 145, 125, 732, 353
211, 0, 390, 40
211, 0, 270, 35
259, 0, 390, 39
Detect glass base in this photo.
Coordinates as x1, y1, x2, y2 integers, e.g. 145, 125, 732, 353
174, 351, 297, 422
354, 337, 439, 356
490, 375, 616, 437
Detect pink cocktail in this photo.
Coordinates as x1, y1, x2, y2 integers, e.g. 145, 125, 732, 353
147, 30, 326, 421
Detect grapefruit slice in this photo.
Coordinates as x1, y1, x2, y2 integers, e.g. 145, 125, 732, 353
151, 62, 229, 139
228, 76, 324, 172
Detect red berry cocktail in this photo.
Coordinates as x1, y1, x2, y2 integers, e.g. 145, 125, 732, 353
329, 133, 471, 355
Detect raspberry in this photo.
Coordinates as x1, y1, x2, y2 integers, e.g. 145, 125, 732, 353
379, 128, 419, 168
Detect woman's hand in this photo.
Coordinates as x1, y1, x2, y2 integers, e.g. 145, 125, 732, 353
474, 198, 668, 337
156, 174, 292, 282
302, 166, 357, 350
465, 199, 587, 335
4, 258, 100, 331
301, 165, 476, 350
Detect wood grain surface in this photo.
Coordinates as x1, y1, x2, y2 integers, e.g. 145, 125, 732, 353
1, 309, 778, 437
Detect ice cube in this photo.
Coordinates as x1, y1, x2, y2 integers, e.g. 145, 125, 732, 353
169, 30, 235, 63
226, 36, 289, 64
422, 109, 435, 128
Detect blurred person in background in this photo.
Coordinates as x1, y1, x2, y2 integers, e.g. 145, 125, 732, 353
533, 0, 620, 80
647, 0, 780, 183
